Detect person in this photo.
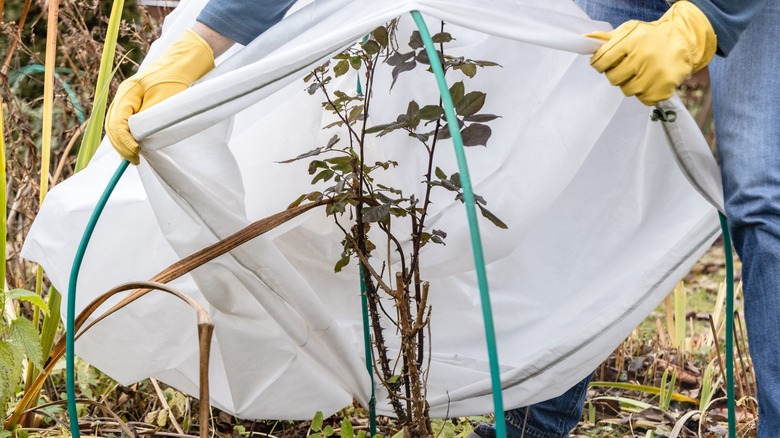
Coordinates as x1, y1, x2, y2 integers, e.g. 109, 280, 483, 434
472, 1, 778, 437
106, 0, 777, 437
105, 0, 299, 164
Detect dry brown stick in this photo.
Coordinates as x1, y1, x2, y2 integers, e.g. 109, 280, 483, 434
734, 312, 756, 397
150, 378, 185, 435
77, 201, 322, 340
81, 281, 214, 438
0, 0, 33, 75
708, 315, 728, 393
733, 312, 756, 401
51, 121, 87, 185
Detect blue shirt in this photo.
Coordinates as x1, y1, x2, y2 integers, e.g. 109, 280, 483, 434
690, 0, 767, 55
197, 0, 766, 56
197, 0, 298, 46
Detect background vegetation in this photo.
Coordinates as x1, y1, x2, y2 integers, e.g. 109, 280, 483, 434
0, 1, 751, 436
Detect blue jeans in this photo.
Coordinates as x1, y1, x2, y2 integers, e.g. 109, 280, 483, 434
577, 1, 780, 436
474, 374, 592, 438
710, 3, 780, 437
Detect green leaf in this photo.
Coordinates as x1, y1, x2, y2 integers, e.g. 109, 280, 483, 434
308, 160, 327, 175
326, 135, 340, 149
10, 317, 44, 370
390, 207, 408, 217
434, 167, 447, 180
40, 286, 62, 362
409, 132, 429, 142
362, 203, 391, 223
323, 425, 334, 437
307, 82, 322, 95
450, 173, 462, 188
449, 81, 465, 107
432, 229, 447, 238
473, 59, 501, 67
312, 411, 324, 432
390, 60, 416, 90
278, 147, 325, 164
415, 49, 443, 66
8, 289, 49, 316
478, 205, 508, 229
362, 40, 380, 55
333, 59, 349, 78
406, 100, 420, 118
288, 194, 308, 209
0, 341, 23, 404
463, 114, 500, 123
418, 105, 444, 120
372, 26, 389, 48
74, 0, 126, 171
334, 254, 351, 273
409, 31, 423, 49
312, 169, 335, 184
461, 123, 492, 147
386, 51, 414, 67
0, 429, 11, 438
431, 32, 453, 44
349, 56, 362, 70
341, 420, 354, 438
455, 91, 486, 117
347, 106, 363, 124
456, 63, 477, 78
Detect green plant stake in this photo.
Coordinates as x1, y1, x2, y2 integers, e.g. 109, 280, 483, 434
66, 159, 130, 438
410, 11, 506, 438
718, 212, 736, 438
359, 266, 377, 436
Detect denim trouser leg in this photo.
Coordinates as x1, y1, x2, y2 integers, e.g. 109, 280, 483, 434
709, 3, 780, 436
504, 374, 593, 438
576, 0, 780, 435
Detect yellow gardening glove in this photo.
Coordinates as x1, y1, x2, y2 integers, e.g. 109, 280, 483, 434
106, 30, 215, 164
587, 1, 717, 106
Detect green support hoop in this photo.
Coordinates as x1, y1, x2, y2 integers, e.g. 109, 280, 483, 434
410, 11, 507, 438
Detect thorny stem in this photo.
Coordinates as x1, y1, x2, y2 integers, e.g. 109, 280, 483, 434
350, 49, 408, 421
405, 21, 448, 376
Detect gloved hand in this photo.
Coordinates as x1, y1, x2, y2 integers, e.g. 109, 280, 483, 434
587, 1, 717, 106
106, 30, 215, 164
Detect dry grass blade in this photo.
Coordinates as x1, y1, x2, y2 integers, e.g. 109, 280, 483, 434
80, 281, 213, 438
23, 398, 135, 437
40, 0, 58, 201
52, 121, 87, 185
1, 100, 7, 292
20, 0, 59, 420
669, 409, 698, 438
151, 378, 185, 435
